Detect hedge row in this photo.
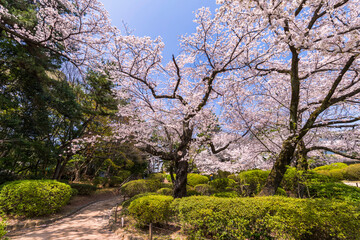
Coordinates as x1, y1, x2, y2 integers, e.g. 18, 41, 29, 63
127, 195, 360, 240
314, 163, 360, 181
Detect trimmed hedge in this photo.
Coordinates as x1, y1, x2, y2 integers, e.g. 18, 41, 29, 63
172, 196, 360, 240
187, 173, 209, 187
120, 179, 161, 198
212, 191, 238, 198
0, 180, 72, 217
128, 195, 174, 225
149, 173, 165, 182
70, 183, 97, 195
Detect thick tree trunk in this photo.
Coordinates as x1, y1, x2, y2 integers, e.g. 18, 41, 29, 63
259, 138, 297, 196
296, 139, 308, 170
173, 160, 188, 198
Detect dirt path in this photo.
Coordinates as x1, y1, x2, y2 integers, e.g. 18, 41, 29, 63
9, 197, 121, 240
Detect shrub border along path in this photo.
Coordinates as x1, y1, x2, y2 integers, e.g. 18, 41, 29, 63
5, 191, 123, 239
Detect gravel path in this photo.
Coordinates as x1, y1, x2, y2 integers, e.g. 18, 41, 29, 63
9, 197, 121, 240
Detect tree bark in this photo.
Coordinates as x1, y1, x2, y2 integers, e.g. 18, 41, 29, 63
259, 138, 298, 196
173, 160, 188, 198
296, 139, 308, 170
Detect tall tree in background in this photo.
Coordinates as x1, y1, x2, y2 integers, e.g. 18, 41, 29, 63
216, 0, 360, 195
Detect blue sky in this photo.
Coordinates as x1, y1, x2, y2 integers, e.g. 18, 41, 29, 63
100, 0, 218, 62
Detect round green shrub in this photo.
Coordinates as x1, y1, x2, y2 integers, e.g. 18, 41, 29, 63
328, 169, 346, 180
71, 188, 79, 197
171, 196, 360, 240
157, 188, 173, 196
70, 183, 97, 195
122, 192, 158, 209
187, 173, 209, 187
210, 178, 236, 191
149, 173, 165, 182
120, 179, 161, 198
128, 195, 174, 225
313, 162, 348, 171
0, 180, 72, 217
238, 170, 269, 196
194, 184, 212, 195
345, 164, 360, 180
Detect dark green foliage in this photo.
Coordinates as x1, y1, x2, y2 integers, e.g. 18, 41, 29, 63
70, 188, 79, 197
172, 196, 360, 240
212, 191, 238, 198
156, 188, 173, 196
345, 164, 360, 180
227, 174, 240, 182
69, 183, 97, 196
275, 187, 287, 196
0, 180, 72, 217
187, 173, 209, 187
210, 178, 236, 192
128, 195, 174, 225
120, 179, 161, 198
92, 177, 108, 187
194, 184, 213, 196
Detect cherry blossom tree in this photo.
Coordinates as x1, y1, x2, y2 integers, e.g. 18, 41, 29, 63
0, 0, 113, 67
107, 6, 270, 198
218, 0, 360, 195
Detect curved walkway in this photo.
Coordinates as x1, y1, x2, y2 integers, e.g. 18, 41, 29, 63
9, 197, 121, 240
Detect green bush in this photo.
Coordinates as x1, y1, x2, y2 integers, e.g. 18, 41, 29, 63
345, 164, 360, 180
313, 162, 348, 171
128, 195, 174, 225
194, 184, 213, 196
69, 183, 97, 195
0, 180, 72, 217
149, 173, 165, 182
160, 182, 173, 189
308, 182, 360, 202
171, 196, 360, 240
275, 187, 287, 196
122, 192, 158, 209
210, 178, 236, 192
212, 191, 238, 198
71, 188, 79, 197
109, 176, 123, 187
165, 174, 176, 183
157, 188, 173, 196
92, 176, 108, 187
0, 213, 6, 239
238, 169, 269, 196
187, 173, 209, 187
120, 179, 161, 198
227, 174, 240, 182
280, 168, 339, 196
